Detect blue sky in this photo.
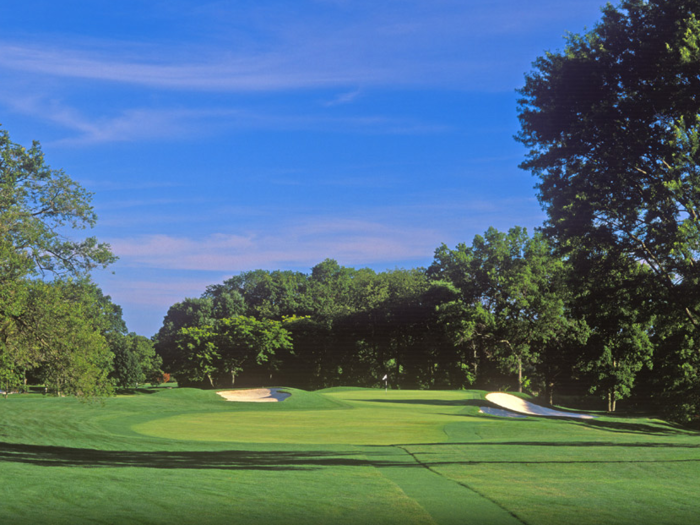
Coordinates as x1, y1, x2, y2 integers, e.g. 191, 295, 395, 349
0, 0, 605, 336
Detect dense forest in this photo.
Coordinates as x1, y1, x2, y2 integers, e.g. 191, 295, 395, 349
3, 0, 700, 424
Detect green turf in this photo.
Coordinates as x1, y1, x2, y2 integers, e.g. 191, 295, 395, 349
1, 387, 699, 524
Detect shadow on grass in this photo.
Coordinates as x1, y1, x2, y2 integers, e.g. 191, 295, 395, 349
116, 388, 158, 396
392, 440, 700, 449
479, 414, 690, 435
363, 398, 477, 407
0, 442, 409, 471
569, 417, 689, 435
3, 439, 700, 471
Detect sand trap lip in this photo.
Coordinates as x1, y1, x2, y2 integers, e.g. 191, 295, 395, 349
217, 388, 290, 403
479, 406, 527, 418
486, 392, 596, 419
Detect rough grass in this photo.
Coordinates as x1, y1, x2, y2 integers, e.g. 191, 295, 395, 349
1, 387, 699, 524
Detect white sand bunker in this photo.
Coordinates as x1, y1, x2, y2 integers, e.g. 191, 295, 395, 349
217, 388, 290, 403
485, 392, 596, 419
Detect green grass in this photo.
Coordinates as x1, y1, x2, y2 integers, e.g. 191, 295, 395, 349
1, 387, 699, 524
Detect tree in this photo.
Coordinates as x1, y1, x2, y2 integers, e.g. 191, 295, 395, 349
0, 127, 115, 279
0, 126, 117, 398
126, 333, 161, 380
215, 316, 293, 385
650, 308, 700, 423
571, 252, 655, 411
18, 279, 115, 397
206, 269, 309, 319
173, 324, 222, 387
169, 316, 292, 387
154, 297, 216, 373
110, 337, 143, 389
430, 227, 587, 395
110, 333, 161, 388
517, 0, 700, 329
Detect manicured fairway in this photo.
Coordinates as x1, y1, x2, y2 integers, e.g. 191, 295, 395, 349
1, 387, 699, 524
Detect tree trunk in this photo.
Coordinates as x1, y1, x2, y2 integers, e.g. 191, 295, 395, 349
518, 356, 523, 393
548, 383, 554, 406
231, 372, 236, 386
207, 374, 214, 388
607, 390, 617, 412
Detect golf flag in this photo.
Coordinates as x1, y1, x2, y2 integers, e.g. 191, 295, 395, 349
382, 374, 388, 381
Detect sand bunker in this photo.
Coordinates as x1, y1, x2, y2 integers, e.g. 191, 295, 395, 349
217, 388, 290, 403
485, 392, 596, 419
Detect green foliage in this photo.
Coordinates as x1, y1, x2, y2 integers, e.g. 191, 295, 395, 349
517, 0, 700, 329
429, 227, 588, 396
154, 296, 216, 373
0, 126, 118, 399
0, 127, 116, 278
170, 315, 292, 387
19, 279, 115, 397
207, 269, 309, 319
516, 0, 700, 414
570, 253, 655, 411
110, 333, 161, 388
110, 337, 142, 388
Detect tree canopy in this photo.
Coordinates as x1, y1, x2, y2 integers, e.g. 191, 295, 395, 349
517, 0, 700, 328
0, 126, 118, 397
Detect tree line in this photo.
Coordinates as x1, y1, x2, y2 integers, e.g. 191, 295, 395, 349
152, 228, 685, 418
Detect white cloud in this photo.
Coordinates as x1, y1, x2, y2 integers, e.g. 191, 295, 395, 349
322, 88, 363, 107
0, 1, 605, 99
0, 90, 447, 144
107, 218, 440, 272
103, 279, 214, 308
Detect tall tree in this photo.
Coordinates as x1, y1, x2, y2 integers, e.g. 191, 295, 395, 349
0, 127, 116, 397
110, 333, 161, 388
207, 269, 309, 319
571, 252, 654, 411
18, 280, 114, 397
430, 227, 586, 395
154, 297, 216, 373
517, 0, 700, 329
170, 316, 292, 387
0, 128, 115, 278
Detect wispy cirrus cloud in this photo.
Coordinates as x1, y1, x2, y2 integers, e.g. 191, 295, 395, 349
322, 88, 363, 107
1, 92, 237, 144
0, 1, 578, 94
0, 1, 606, 105
0, 90, 447, 145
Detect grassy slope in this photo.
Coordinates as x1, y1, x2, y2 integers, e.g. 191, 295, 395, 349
1, 387, 699, 524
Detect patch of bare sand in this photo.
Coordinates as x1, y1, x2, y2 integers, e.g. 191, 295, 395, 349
217, 388, 290, 403
485, 392, 596, 419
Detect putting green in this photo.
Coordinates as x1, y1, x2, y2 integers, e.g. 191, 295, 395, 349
132, 407, 463, 445
131, 389, 482, 445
